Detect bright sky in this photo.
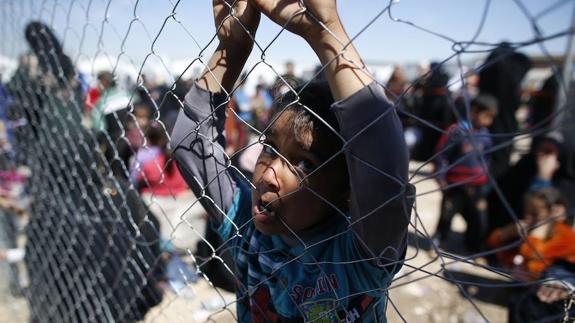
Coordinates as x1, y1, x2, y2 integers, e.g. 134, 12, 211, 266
1, 0, 574, 78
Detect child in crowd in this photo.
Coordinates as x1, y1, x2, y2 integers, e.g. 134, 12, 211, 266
490, 188, 575, 322
126, 103, 151, 153
487, 188, 575, 275
518, 189, 575, 276
133, 122, 206, 253
170, 0, 414, 321
433, 94, 498, 252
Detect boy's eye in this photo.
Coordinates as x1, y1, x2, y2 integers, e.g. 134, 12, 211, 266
262, 144, 277, 157
295, 159, 315, 174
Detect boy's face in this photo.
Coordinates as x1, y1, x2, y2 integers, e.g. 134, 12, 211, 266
251, 110, 348, 236
471, 109, 496, 129
525, 197, 550, 224
134, 107, 149, 128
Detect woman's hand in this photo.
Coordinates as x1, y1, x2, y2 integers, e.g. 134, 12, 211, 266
214, 0, 260, 50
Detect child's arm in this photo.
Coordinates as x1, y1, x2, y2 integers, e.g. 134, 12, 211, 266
170, 0, 260, 221
251, 0, 370, 101
434, 130, 456, 188
253, 0, 413, 261
196, 0, 260, 94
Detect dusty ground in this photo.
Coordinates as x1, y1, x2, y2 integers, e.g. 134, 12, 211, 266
0, 161, 510, 323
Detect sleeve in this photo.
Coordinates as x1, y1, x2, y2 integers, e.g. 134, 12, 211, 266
170, 85, 237, 224
331, 82, 415, 265
520, 236, 547, 273
520, 224, 575, 262
486, 228, 505, 248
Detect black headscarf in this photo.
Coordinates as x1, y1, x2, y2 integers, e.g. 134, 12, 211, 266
479, 43, 531, 178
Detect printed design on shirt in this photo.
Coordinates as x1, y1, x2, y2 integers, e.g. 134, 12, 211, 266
301, 294, 377, 323
290, 273, 340, 303
301, 299, 339, 322
250, 282, 377, 323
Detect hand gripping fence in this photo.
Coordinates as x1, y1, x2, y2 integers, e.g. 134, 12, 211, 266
0, 0, 574, 322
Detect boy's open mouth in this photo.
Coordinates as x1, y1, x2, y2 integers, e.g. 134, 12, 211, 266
255, 198, 277, 217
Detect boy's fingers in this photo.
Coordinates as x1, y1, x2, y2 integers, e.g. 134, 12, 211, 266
250, 0, 281, 19
214, 0, 232, 6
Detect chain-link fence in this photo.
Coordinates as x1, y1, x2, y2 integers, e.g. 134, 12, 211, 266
1, 0, 575, 322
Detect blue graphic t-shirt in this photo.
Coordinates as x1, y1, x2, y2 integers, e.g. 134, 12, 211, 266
218, 180, 399, 323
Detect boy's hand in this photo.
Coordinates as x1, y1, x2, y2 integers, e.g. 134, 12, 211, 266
197, 0, 260, 93
537, 283, 570, 303
251, 0, 372, 101
214, 0, 260, 50
250, 0, 341, 44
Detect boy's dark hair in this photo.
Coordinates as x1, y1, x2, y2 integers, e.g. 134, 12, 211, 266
471, 94, 498, 114
145, 121, 167, 147
271, 81, 340, 149
526, 187, 562, 211
145, 121, 177, 176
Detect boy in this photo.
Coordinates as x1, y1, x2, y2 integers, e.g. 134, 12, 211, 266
518, 189, 575, 276
434, 94, 498, 252
171, 1, 414, 321
505, 188, 575, 323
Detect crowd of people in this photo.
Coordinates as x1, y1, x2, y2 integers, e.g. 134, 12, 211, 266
387, 45, 575, 321
0, 14, 572, 322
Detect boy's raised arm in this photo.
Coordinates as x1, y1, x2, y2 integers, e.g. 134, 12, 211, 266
171, 0, 259, 220
197, 0, 260, 94
252, 0, 413, 262
250, 0, 371, 101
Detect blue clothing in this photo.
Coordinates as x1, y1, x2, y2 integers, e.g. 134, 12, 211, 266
528, 177, 553, 192
435, 121, 493, 186
220, 179, 400, 322
171, 82, 414, 322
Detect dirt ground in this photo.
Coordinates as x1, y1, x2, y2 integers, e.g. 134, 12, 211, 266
0, 161, 510, 323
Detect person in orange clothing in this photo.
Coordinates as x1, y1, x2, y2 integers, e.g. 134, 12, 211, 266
506, 188, 575, 323
518, 189, 575, 276
486, 187, 575, 274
